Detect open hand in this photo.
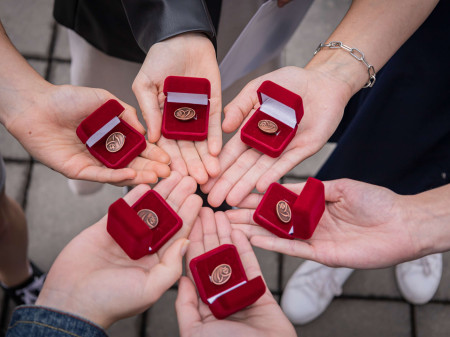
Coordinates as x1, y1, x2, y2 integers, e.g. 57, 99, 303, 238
227, 178, 424, 269
202, 66, 351, 207
176, 208, 295, 337
132, 33, 222, 184
6, 84, 171, 186
36, 172, 202, 329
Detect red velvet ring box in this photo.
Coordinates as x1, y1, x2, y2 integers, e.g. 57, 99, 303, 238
241, 80, 303, 158
253, 178, 325, 240
189, 244, 266, 319
76, 99, 146, 169
107, 190, 182, 260
162, 76, 211, 141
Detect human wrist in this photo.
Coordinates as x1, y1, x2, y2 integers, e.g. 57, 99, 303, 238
0, 78, 52, 130
401, 186, 450, 258
305, 45, 370, 96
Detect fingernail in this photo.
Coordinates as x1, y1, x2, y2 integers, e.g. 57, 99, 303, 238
180, 240, 190, 257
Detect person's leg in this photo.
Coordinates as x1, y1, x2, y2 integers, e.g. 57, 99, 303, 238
67, 29, 142, 195
0, 156, 45, 305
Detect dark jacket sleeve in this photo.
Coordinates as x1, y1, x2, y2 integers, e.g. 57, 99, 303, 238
121, 0, 217, 53
7, 306, 108, 337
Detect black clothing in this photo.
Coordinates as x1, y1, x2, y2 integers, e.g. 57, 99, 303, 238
317, 1, 450, 195
54, 0, 221, 63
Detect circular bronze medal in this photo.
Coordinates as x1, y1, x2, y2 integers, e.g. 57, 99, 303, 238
210, 264, 232, 285
137, 209, 159, 229
276, 200, 291, 223
174, 107, 196, 121
258, 120, 278, 134
106, 132, 126, 153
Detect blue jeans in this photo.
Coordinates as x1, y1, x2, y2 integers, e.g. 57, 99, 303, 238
7, 306, 107, 337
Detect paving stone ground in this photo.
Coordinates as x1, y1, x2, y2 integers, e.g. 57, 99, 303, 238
1, 1, 449, 337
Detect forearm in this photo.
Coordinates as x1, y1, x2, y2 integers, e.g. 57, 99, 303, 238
306, 0, 439, 95
0, 22, 51, 128
404, 184, 450, 257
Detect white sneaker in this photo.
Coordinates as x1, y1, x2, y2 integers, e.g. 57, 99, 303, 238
395, 253, 442, 305
281, 261, 354, 325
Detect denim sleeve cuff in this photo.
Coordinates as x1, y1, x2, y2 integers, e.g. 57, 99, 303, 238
7, 305, 108, 337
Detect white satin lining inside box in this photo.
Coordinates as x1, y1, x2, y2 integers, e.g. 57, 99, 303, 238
86, 117, 121, 148
167, 92, 209, 106
207, 280, 247, 304
259, 93, 297, 128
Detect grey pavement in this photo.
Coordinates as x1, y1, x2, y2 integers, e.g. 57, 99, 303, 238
1, 1, 449, 337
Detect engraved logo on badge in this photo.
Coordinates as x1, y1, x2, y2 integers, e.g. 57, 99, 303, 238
174, 107, 196, 121
210, 264, 232, 285
276, 200, 291, 223
106, 132, 126, 153
137, 209, 159, 229
258, 120, 278, 134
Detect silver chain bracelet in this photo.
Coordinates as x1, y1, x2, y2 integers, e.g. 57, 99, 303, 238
314, 41, 376, 88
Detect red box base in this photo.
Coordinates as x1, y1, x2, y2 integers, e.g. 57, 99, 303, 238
77, 100, 146, 169
189, 244, 266, 319
240, 80, 303, 158
241, 110, 297, 158
162, 76, 210, 141
162, 101, 209, 141
107, 190, 182, 260
253, 178, 325, 240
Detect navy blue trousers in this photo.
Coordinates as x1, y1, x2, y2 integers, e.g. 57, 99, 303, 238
316, 1, 450, 195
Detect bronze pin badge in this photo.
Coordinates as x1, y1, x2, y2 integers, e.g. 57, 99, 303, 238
258, 119, 278, 134
106, 132, 126, 153
137, 209, 159, 229
210, 264, 232, 285
276, 200, 291, 223
174, 107, 196, 121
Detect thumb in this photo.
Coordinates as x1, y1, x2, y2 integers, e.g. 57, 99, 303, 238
86, 88, 146, 135
322, 179, 350, 202
222, 82, 259, 133
133, 80, 163, 142
119, 103, 146, 136
102, 91, 147, 136
285, 179, 345, 203
143, 238, 189, 303
176, 276, 202, 337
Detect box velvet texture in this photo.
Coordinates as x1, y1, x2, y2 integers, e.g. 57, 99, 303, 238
189, 244, 266, 319
76, 99, 146, 169
162, 76, 211, 141
107, 190, 182, 260
241, 80, 304, 158
254, 178, 325, 240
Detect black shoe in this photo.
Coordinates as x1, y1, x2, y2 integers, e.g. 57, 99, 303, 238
0, 261, 46, 305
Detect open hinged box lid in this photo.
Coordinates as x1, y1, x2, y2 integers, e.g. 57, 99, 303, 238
162, 76, 211, 141
253, 178, 325, 240
76, 99, 146, 169
241, 80, 304, 158
189, 244, 266, 319
107, 190, 182, 260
